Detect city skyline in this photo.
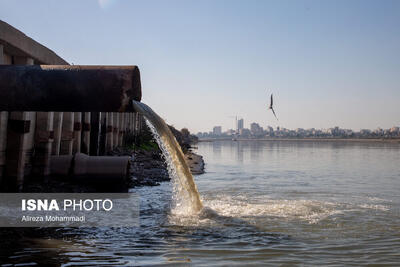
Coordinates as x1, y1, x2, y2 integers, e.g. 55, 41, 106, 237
201, 117, 400, 135
199, 120, 400, 139
1, 0, 399, 133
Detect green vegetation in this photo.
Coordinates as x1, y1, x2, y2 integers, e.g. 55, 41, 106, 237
123, 123, 198, 153
123, 124, 160, 152
130, 141, 159, 151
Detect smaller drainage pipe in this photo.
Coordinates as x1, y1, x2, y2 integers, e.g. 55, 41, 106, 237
50, 153, 130, 185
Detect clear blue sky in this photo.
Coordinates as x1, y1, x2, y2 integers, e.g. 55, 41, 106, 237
1, 0, 399, 133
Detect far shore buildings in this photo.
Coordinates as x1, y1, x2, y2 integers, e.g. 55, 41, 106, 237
197, 122, 400, 139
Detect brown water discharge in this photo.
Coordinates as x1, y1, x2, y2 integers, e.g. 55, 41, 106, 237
132, 101, 203, 213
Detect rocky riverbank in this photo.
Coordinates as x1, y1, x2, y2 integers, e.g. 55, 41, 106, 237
118, 124, 204, 188
106, 144, 204, 188
121, 147, 204, 188
184, 151, 205, 175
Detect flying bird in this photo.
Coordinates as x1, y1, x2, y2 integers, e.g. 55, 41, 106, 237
268, 93, 278, 121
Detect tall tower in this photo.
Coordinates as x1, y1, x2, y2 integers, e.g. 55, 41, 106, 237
237, 118, 244, 133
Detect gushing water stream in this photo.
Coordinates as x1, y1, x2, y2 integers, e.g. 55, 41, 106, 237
132, 101, 203, 214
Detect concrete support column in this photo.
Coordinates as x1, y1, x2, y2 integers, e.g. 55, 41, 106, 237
131, 113, 136, 134
130, 113, 134, 134
99, 112, 107, 156
82, 112, 91, 154
134, 113, 137, 134
106, 112, 113, 152
16, 57, 36, 178
5, 112, 35, 190
90, 112, 101, 156
126, 113, 130, 132
0, 44, 4, 64
24, 112, 36, 177
0, 112, 8, 184
121, 113, 128, 145
73, 112, 82, 154
139, 114, 144, 133
140, 114, 144, 132
133, 113, 138, 134
119, 113, 124, 146
33, 112, 54, 176
135, 113, 139, 133
52, 112, 63, 155
125, 113, 130, 134
128, 113, 133, 134
60, 112, 74, 155
113, 112, 119, 149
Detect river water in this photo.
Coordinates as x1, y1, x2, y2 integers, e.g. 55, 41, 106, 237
1, 140, 400, 266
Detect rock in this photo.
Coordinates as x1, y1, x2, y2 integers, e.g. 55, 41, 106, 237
184, 152, 205, 175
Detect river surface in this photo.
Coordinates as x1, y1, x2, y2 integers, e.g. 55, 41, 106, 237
1, 140, 400, 266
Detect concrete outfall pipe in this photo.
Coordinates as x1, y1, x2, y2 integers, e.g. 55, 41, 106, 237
50, 153, 130, 186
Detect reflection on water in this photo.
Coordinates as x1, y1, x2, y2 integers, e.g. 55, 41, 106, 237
1, 140, 400, 266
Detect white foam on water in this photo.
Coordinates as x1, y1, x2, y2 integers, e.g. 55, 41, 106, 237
358, 204, 390, 211
167, 192, 393, 228
202, 195, 343, 224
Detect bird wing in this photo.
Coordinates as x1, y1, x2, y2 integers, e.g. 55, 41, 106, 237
271, 94, 273, 107
271, 107, 278, 121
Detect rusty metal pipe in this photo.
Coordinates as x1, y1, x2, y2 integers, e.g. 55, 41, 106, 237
0, 65, 141, 112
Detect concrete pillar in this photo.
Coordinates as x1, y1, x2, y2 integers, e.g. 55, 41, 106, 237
113, 113, 119, 148
0, 44, 4, 64
0, 112, 8, 184
133, 113, 137, 134
131, 113, 136, 133
73, 112, 82, 154
52, 112, 63, 155
82, 112, 91, 154
23, 112, 36, 177
32, 112, 54, 176
139, 114, 144, 133
60, 112, 74, 155
128, 113, 132, 134
126, 113, 130, 132
125, 113, 130, 134
0, 50, 35, 189
106, 112, 113, 152
119, 113, 124, 146
5, 112, 35, 190
129, 113, 133, 134
90, 112, 101, 156
99, 112, 107, 156
133, 113, 138, 134
121, 113, 127, 146
12, 57, 36, 178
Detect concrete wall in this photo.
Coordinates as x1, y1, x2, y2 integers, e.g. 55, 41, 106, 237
0, 22, 64, 190
0, 20, 68, 65
0, 21, 144, 191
